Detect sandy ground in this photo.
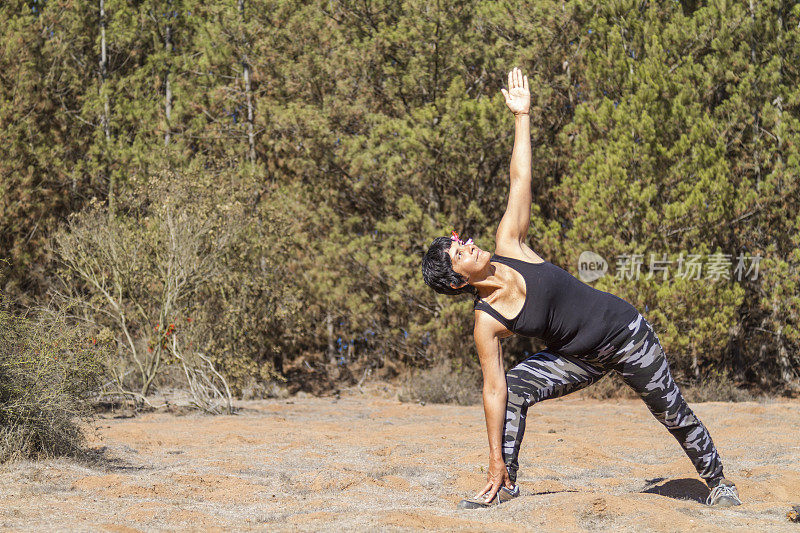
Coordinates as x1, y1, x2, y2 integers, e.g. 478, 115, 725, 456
1, 386, 799, 532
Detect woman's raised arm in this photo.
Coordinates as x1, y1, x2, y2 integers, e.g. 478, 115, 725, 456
496, 68, 532, 249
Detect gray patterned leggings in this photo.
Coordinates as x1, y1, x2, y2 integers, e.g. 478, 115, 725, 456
503, 314, 724, 486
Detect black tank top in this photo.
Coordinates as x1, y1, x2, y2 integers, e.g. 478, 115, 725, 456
474, 254, 639, 356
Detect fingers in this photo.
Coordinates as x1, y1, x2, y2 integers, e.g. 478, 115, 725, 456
500, 88, 509, 101
476, 481, 493, 499
506, 67, 527, 90
484, 483, 501, 504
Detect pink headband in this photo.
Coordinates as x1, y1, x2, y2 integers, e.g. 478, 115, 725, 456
451, 231, 473, 246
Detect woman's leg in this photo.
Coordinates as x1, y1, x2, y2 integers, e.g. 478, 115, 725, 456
504, 350, 606, 482
611, 314, 725, 485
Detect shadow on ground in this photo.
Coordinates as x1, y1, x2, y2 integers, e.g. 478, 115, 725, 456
72, 444, 154, 474
641, 477, 709, 503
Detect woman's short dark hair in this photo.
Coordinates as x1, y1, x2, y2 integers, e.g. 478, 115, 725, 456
421, 236, 476, 296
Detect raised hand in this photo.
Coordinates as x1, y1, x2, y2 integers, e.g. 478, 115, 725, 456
500, 67, 530, 116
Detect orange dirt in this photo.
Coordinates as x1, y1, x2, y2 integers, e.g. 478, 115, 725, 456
1, 385, 799, 532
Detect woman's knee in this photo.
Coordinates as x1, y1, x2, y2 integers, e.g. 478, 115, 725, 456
505, 365, 539, 407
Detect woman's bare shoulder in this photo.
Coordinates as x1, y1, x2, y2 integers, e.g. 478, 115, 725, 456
473, 308, 514, 339
493, 240, 545, 264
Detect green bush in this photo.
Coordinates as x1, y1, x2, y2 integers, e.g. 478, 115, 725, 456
0, 307, 105, 461
2, 0, 799, 393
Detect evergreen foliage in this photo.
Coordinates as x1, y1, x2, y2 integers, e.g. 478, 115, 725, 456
1, 0, 798, 392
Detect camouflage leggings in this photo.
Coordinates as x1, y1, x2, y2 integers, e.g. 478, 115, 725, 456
503, 314, 724, 486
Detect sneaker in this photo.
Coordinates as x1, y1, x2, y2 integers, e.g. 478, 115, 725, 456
457, 485, 520, 509
706, 479, 741, 507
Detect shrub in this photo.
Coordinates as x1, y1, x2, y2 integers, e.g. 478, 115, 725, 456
0, 306, 105, 461
399, 359, 481, 405
52, 167, 301, 407
682, 369, 754, 403
52, 196, 236, 410
579, 371, 637, 400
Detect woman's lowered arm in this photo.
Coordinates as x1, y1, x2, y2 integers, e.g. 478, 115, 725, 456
473, 312, 515, 503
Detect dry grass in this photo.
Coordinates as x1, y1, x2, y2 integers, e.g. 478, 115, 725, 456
578, 371, 637, 400
682, 370, 756, 403
399, 360, 482, 405
578, 369, 756, 403
399, 361, 756, 406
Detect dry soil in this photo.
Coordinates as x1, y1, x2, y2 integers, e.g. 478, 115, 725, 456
1, 386, 799, 532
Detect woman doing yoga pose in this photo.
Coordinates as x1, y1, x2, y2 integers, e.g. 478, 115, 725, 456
421, 68, 741, 509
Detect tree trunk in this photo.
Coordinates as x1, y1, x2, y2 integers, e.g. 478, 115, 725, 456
748, 0, 760, 183
238, 0, 255, 164
326, 311, 335, 365
164, 2, 173, 146
99, 0, 114, 216
776, 326, 795, 384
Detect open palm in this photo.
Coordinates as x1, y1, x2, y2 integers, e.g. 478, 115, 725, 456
500, 68, 530, 115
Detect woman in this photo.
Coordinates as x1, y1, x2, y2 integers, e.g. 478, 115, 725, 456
421, 68, 741, 509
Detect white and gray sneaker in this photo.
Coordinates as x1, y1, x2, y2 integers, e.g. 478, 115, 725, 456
706, 479, 741, 507
457, 485, 520, 509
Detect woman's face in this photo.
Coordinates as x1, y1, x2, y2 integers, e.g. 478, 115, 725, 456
447, 240, 489, 288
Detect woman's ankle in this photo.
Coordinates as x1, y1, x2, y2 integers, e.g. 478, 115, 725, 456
708, 476, 733, 489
